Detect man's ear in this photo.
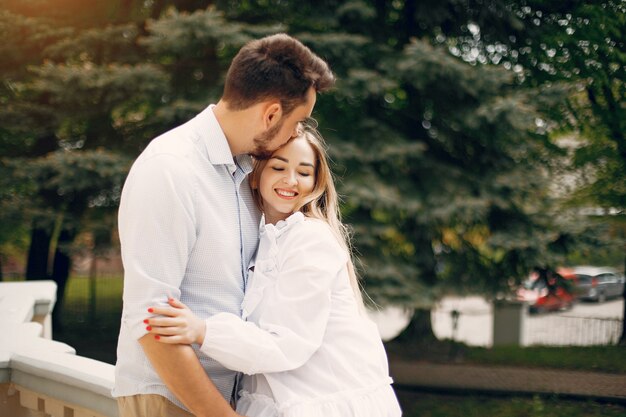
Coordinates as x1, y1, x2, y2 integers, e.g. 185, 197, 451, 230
263, 101, 282, 130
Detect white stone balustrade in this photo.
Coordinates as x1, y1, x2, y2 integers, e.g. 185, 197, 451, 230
1, 280, 57, 339
0, 280, 118, 417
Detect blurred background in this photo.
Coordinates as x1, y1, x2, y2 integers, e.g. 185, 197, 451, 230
1, 1, 624, 415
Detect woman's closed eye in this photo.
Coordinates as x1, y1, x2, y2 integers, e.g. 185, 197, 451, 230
271, 166, 285, 171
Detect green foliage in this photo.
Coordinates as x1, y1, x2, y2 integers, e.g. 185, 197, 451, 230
23, 62, 168, 116
142, 8, 251, 56
319, 35, 568, 301
12, 149, 130, 207
0, 2, 167, 290
443, 0, 625, 226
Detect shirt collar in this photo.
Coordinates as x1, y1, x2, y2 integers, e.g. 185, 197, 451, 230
189, 104, 237, 167
261, 211, 305, 236
235, 154, 254, 175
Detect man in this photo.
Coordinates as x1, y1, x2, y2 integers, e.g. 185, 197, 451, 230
113, 33, 334, 417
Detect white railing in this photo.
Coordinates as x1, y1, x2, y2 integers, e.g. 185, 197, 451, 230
0, 280, 118, 417
524, 313, 622, 346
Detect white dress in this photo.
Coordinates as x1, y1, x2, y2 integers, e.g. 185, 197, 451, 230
200, 212, 402, 417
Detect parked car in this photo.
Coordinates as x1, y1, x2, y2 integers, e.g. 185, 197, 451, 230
560, 266, 625, 303
517, 270, 576, 314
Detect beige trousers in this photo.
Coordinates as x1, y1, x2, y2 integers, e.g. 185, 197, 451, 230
117, 394, 195, 417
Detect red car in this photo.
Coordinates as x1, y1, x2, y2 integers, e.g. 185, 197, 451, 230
517, 269, 576, 314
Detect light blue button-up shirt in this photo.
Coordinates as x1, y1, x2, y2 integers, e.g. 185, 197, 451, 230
113, 105, 260, 410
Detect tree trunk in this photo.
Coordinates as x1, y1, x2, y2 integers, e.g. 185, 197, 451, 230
402, 0, 417, 45
393, 308, 437, 343
373, 0, 388, 42
619, 250, 626, 346
88, 249, 98, 324
389, 225, 439, 344
50, 227, 77, 332
25, 224, 52, 280
116, 0, 136, 22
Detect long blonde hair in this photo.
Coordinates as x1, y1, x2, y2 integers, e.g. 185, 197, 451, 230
250, 126, 365, 311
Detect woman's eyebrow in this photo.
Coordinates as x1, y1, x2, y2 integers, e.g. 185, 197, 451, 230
270, 155, 314, 168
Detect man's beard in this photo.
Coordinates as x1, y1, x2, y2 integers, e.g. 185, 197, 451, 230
250, 120, 284, 159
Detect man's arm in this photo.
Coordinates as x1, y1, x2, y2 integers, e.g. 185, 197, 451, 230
121, 156, 240, 416
140, 334, 240, 417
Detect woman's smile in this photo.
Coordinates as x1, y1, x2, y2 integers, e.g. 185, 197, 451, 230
275, 188, 298, 199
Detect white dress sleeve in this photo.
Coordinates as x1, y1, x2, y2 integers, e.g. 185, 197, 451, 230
199, 219, 347, 375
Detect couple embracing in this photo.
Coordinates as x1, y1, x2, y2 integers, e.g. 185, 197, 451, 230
113, 33, 402, 417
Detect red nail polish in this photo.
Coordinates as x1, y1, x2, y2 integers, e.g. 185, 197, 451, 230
143, 319, 149, 324
155, 335, 160, 340
148, 308, 154, 313
146, 326, 152, 331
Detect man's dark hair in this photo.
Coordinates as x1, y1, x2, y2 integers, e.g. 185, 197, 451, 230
222, 33, 335, 115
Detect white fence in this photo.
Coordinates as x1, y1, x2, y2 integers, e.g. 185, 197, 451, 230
524, 314, 622, 346
431, 296, 624, 347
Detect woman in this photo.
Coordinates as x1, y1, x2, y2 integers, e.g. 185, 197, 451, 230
146, 126, 402, 417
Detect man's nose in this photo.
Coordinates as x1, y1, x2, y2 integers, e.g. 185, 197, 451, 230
290, 126, 300, 140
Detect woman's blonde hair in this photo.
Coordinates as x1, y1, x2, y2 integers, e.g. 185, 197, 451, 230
250, 126, 365, 311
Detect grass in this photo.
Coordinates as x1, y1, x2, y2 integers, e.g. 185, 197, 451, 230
385, 337, 626, 374
55, 275, 123, 365
63, 274, 124, 304
465, 345, 626, 374
396, 391, 626, 417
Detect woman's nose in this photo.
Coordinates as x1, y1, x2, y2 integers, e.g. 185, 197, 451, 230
284, 171, 297, 185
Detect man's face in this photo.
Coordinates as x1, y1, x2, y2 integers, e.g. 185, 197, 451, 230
251, 87, 316, 159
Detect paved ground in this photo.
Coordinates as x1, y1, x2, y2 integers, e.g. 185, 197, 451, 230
389, 358, 626, 403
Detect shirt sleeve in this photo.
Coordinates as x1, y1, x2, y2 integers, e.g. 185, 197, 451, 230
118, 153, 196, 341
200, 220, 347, 375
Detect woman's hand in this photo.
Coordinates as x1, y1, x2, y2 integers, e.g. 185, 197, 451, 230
145, 298, 206, 345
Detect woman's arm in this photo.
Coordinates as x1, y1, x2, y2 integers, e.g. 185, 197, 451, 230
147, 220, 347, 375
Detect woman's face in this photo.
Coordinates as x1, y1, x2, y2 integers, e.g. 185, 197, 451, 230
258, 136, 316, 224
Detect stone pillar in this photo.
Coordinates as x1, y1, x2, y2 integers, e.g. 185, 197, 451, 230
492, 300, 526, 346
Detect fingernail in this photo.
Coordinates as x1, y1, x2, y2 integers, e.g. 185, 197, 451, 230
155, 335, 160, 340
169, 298, 174, 302
146, 326, 152, 331
148, 308, 154, 313
143, 319, 149, 324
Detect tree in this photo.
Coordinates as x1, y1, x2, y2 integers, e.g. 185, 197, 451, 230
447, 0, 626, 343
206, 1, 580, 342
3, 0, 606, 343
0, 0, 167, 328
